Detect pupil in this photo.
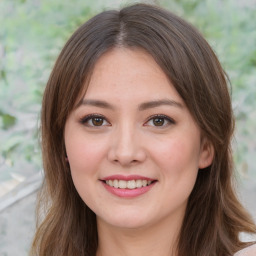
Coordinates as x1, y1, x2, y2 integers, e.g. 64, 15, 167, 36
92, 117, 103, 126
153, 118, 164, 126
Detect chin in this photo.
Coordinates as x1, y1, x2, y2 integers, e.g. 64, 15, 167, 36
97, 211, 154, 230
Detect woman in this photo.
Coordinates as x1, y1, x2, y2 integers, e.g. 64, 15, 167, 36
30, 3, 256, 256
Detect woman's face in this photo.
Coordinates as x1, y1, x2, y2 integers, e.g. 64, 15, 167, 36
64, 48, 213, 230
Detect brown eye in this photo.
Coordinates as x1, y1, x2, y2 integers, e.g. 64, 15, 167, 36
80, 115, 110, 127
153, 117, 165, 126
144, 115, 175, 128
92, 117, 104, 126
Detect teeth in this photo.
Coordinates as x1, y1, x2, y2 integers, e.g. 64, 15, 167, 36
105, 179, 153, 189
127, 180, 136, 189
119, 180, 126, 189
113, 180, 119, 188
136, 180, 142, 188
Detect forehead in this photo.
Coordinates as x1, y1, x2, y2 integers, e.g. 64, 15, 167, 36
83, 47, 183, 105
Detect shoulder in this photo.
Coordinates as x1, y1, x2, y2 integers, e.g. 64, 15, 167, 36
234, 243, 256, 256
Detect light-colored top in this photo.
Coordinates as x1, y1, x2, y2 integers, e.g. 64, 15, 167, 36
234, 244, 256, 256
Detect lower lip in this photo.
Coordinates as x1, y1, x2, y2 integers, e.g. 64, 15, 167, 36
102, 181, 156, 198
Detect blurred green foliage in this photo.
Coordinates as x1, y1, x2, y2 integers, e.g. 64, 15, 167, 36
0, 0, 255, 181
0, 0, 95, 179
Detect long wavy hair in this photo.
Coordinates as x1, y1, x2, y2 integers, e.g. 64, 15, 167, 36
30, 3, 256, 256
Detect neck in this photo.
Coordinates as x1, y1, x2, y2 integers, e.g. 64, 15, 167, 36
96, 213, 183, 256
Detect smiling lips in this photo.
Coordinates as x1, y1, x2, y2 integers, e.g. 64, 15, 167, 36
101, 175, 157, 198
106, 179, 153, 189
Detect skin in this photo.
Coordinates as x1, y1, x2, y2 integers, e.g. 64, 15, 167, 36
64, 48, 214, 256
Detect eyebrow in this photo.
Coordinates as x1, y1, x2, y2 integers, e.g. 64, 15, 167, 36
76, 99, 115, 109
138, 99, 183, 111
76, 99, 183, 110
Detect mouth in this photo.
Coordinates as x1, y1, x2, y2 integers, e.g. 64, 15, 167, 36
100, 175, 157, 198
102, 179, 156, 189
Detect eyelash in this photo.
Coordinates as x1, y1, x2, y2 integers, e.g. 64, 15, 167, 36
144, 114, 175, 127
79, 114, 175, 127
79, 114, 110, 127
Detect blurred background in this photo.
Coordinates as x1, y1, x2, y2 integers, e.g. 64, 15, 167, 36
0, 0, 255, 255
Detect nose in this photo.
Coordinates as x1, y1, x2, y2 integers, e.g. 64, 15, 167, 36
107, 123, 147, 166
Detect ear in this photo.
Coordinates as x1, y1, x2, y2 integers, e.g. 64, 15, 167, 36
198, 137, 214, 169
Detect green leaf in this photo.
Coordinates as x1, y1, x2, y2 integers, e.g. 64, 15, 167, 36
0, 69, 7, 82
0, 113, 17, 130
0, 134, 23, 153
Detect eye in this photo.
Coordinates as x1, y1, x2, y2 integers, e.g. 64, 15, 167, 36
80, 114, 110, 127
145, 115, 175, 127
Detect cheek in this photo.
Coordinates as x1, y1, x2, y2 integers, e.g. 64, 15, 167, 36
153, 137, 200, 169
160, 138, 200, 198
65, 134, 106, 176
150, 134, 201, 194
65, 136, 106, 204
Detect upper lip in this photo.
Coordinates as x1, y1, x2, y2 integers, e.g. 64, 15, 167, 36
101, 175, 156, 181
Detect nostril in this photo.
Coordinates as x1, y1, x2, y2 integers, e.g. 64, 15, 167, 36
107, 142, 147, 165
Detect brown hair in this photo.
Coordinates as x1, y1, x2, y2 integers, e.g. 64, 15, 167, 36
30, 3, 256, 256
